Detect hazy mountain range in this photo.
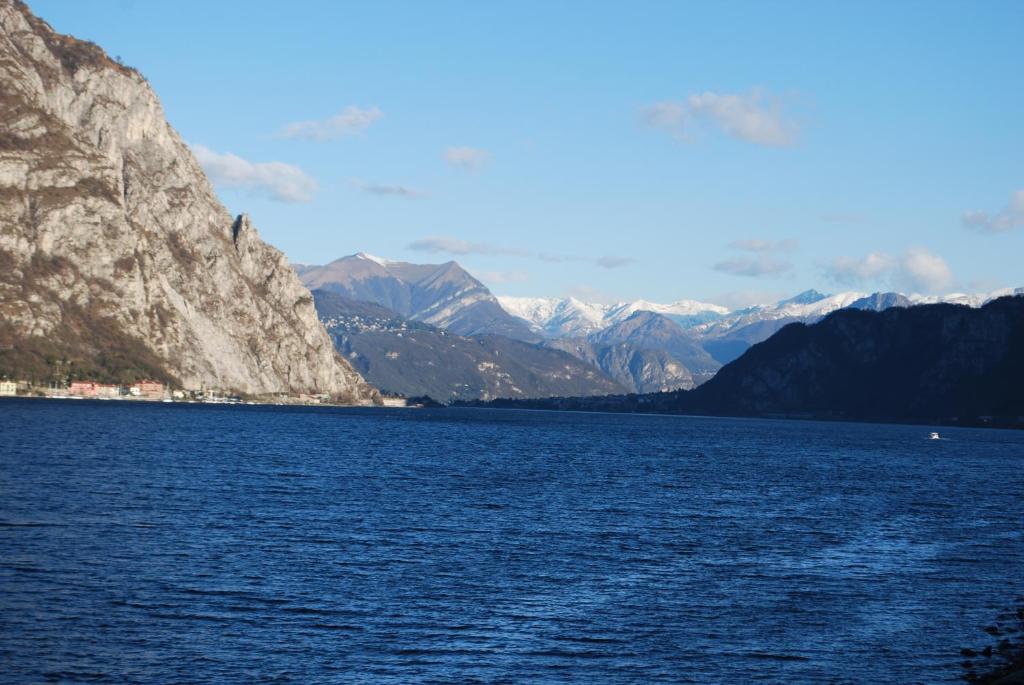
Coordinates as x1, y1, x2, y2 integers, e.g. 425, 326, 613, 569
470, 295, 1024, 426
299, 252, 1024, 400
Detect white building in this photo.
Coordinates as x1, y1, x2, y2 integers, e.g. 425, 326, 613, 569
0, 380, 17, 396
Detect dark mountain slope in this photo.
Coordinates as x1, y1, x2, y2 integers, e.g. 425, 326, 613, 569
681, 296, 1024, 419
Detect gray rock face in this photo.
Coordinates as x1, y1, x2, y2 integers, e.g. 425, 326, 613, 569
544, 337, 695, 394
0, 1, 377, 401
588, 311, 721, 385
847, 292, 913, 311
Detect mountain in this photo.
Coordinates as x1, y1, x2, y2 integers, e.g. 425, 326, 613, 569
499, 295, 728, 338
848, 292, 913, 311
313, 290, 625, 401
300, 254, 538, 341
588, 311, 721, 384
0, 2, 376, 401
691, 291, 869, 363
544, 337, 695, 393
478, 296, 1024, 424
675, 295, 1024, 420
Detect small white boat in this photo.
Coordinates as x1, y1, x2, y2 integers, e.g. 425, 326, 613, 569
929, 432, 941, 440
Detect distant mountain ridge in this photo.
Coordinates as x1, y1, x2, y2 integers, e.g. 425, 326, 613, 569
464, 295, 1024, 425
299, 253, 538, 341
299, 249, 1023, 398
312, 290, 625, 401
499, 295, 728, 338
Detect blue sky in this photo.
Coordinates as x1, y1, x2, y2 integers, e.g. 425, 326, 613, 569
34, 0, 1024, 306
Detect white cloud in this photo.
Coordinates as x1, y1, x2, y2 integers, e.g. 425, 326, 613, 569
901, 247, 954, 292
827, 252, 897, 285
963, 189, 1024, 233
351, 179, 422, 198
280, 106, 382, 141
191, 144, 317, 203
729, 238, 799, 252
643, 89, 798, 147
826, 247, 953, 293
713, 256, 793, 278
444, 146, 490, 171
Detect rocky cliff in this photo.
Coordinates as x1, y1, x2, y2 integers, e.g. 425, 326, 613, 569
0, 1, 377, 401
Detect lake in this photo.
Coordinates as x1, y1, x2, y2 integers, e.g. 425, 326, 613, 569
1, 398, 1022, 683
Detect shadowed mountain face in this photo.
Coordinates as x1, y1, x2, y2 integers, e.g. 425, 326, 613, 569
313, 290, 625, 401
300, 254, 539, 341
0, 1, 376, 401
680, 296, 1024, 419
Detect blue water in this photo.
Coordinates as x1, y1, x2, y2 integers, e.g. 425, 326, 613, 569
1, 399, 1022, 683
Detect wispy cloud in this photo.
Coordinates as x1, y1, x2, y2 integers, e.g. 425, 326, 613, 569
351, 179, 422, 198
444, 146, 490, 171
713, 256, 793, 278
407, 236, 632, 269
280, 106, 382, 141
595, 255, 636, 269
408, 237, 529, 258
963, 189, 1024, 233
728, 238, 799, 252
643, 89, 798, 147
191, 144, 317, 203
826, 247, 953, 293
408, 237, 567, 262
470, 269, 530, 285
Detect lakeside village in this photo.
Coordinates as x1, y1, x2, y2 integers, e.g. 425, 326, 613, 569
0, 377, 244, 403
0, 378, 414, 407
0, 378, 349, 406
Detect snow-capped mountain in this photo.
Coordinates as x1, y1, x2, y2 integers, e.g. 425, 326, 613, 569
500, 287, 1024, 342
498, 295, 729, 338
696, 290, 867, 337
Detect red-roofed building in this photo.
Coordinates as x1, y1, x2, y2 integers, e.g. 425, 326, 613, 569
130, 380, 165, 400
69, 382, 121, 398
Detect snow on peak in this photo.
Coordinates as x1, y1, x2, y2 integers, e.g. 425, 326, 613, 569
354, 252, 391, 266
498, 294, 729, 337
